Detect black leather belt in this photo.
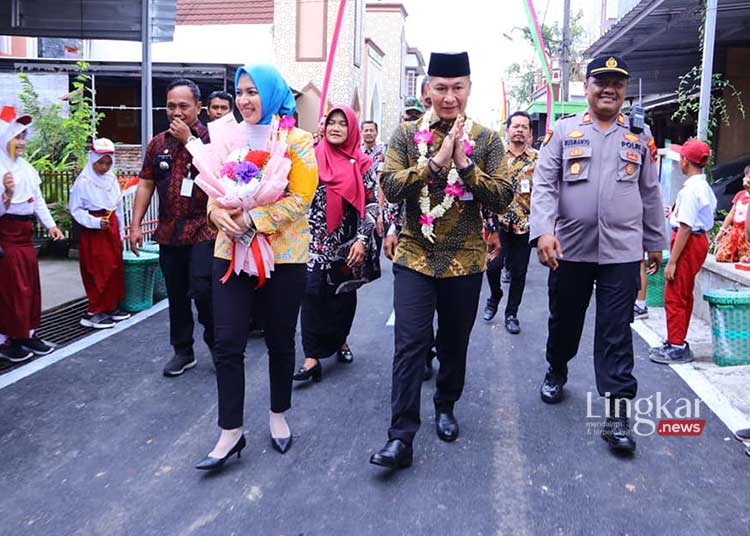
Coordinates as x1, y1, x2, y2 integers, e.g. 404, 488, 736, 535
671, 227, 706, 236
0, 214, 35, 222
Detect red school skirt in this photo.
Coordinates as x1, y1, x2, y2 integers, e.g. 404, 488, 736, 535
78, 210, 125, 313
0, 215, 41, 338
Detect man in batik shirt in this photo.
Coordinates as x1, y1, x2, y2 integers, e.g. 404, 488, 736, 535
361, 120, 387, 252
482, 111, 538, 335
370, 52, 512, 470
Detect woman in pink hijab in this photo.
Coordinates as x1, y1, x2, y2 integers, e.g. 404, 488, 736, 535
294, 105, 380, 383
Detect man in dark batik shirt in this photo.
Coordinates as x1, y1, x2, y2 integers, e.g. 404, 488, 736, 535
130, 79, 216, 377
370, 52, 512, 470
361, 120, 387, 253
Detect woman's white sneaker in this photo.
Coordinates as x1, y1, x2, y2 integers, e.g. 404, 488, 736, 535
106, 310, 132, 322
80, 313, 116, 329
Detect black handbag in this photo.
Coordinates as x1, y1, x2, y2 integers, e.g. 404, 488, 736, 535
328, 234, 381, 295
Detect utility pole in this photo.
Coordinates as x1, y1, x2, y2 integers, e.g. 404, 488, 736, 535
697, 0, 718, 140
560, 0, 571, 102
141, 0, 153, 156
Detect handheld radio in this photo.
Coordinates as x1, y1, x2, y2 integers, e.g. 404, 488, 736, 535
629, 78, 645, 134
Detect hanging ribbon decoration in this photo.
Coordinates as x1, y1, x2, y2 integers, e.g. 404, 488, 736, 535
319, 0, 348, 119
499, 81, 508, 127
522, 0, 555, 129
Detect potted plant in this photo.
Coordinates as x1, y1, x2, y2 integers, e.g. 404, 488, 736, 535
44, 201, 72, 257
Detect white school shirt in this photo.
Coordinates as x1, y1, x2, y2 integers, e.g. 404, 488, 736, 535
68, 171, 124, 238
670, 173, 717, 232
0, 157, 55, 229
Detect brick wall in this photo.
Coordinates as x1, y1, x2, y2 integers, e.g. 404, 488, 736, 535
115, 144, 143, 173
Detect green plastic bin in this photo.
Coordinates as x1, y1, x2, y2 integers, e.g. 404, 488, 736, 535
120, 250, 159, 312
138, 243, 167, 302
703, 288, 750, 366
645, 250, 671, 307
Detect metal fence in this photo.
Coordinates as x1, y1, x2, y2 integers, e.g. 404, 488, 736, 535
33, 170, 159, 248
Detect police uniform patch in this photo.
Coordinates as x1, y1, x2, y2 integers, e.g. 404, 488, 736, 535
625, 163, 636, 175
567, 130, 584, 138
626, 151, 639, 162
582, 112, 592, 124
624, 133, 640, 142
570, 148, 584, 157
542, 130, 553, 146
570, 162, 582, 175
617, 113, 626, 125
647, 137, 658, 162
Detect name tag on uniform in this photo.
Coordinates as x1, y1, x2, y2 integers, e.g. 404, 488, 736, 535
180, 177, 194, 197
520, 178, 531, 193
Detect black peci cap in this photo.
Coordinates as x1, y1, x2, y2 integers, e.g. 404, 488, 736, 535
427, 52, 471, 78
586, 55, 630, 78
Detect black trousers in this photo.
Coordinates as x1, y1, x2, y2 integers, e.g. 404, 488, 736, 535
212, 260, 305, 429
388, 264, 482, 445
301, 290, 357, 359
159, 240, 215, 356
485, 230, 531, 317
546, 260, 640, 399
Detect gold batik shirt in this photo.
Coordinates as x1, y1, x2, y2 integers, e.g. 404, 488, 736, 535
381, 113, 512, 278
501, 146, 538, 234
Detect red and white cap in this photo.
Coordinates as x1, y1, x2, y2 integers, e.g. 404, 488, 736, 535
0, 105, 31, 128
671, 138, 711, 167
91, 137, 115, 154
0, 105, 31, 138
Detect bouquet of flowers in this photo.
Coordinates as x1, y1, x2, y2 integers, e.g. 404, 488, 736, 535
187, 114, 295, 285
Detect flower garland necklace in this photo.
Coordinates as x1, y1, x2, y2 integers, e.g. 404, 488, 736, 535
414, 114, 474, 242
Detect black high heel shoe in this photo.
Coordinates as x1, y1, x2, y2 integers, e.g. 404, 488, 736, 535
271, 434, 293, 454
195, 434, 246, 471
293, 360, 322, 382
337, 344, 354, 364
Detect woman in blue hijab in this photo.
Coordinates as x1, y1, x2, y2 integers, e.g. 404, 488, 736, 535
196, 65, 318, 471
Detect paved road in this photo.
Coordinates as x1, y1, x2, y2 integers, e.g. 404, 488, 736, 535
1, 259, 748, 535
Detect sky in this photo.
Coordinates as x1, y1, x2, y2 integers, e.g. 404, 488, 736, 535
400, 0, 606, 127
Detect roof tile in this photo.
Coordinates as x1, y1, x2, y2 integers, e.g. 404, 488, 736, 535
177, 0, 274, 25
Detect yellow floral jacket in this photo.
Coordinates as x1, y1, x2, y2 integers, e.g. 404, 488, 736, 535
208, 126, 318, 264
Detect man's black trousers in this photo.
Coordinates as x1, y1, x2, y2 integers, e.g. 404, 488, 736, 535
159, 240, 215, 357
545, 260, 640, 399
388, 264, 482, 445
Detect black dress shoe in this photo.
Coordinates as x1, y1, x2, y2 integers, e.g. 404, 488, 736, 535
540, 372, 566, 404
337, 345, 353, 364
504, 315, 521, 334
195, 434, 247, 471
369, 439, 413, 469
435, 409, 459, 442
293, 360, 322, 382
271, 434, 293, 454
601, 399, 636, 454
483, 299, 499, 321
601, 417, 636, 453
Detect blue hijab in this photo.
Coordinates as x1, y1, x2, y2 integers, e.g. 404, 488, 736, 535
234, 64, 296, 125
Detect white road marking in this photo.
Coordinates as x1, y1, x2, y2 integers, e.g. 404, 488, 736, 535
631, 319, 749, 433
0, 300, 170, 390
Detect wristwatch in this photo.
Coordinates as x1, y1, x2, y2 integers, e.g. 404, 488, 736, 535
242, 210, 255, 230
457, 159, 475, 175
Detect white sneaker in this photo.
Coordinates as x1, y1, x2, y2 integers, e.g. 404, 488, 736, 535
80, 313, 115, 329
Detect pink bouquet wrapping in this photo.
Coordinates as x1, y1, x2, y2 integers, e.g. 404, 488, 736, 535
186, 114, 295, 285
